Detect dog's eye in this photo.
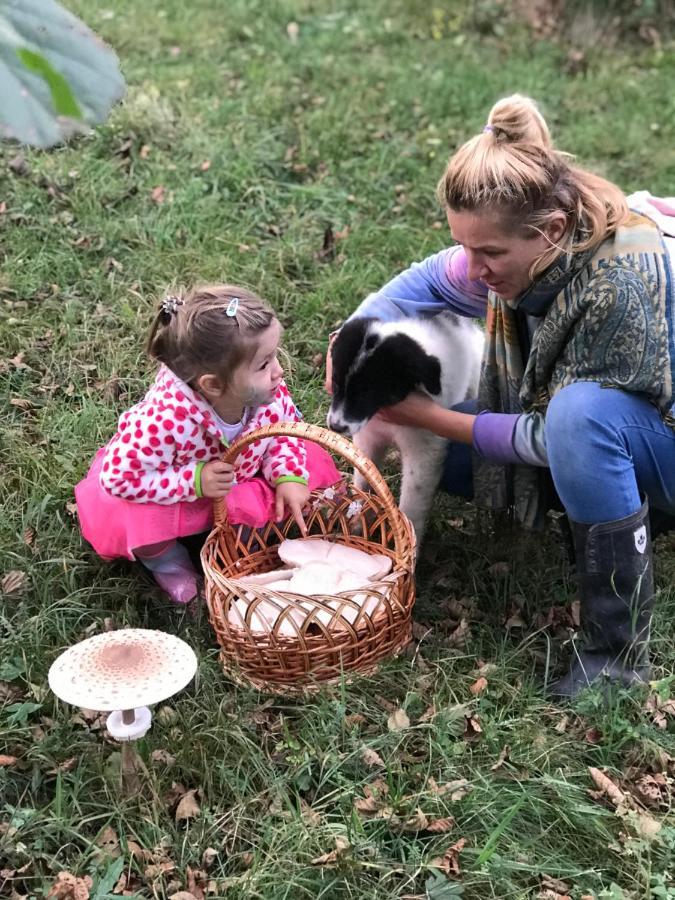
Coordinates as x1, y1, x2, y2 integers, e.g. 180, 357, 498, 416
364, 334, 378, 351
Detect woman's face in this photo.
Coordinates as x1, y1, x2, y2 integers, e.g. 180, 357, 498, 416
447, 208, 559, 301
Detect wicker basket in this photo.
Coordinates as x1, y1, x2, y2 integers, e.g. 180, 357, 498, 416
201, 422, 416, 694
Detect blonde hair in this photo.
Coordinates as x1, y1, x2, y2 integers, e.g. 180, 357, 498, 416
146, 283, 276, 387
437, 94, 629, 278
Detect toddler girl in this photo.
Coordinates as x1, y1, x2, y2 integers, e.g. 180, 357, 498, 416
75, 284, 340, 604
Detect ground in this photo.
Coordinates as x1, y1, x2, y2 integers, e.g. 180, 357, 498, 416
1, 1, 675, 898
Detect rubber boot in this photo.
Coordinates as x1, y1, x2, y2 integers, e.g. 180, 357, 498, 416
137, 541, 198, 605
549, 498, 653, 698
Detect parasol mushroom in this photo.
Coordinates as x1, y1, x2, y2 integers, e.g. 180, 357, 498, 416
48, 628, 197, 793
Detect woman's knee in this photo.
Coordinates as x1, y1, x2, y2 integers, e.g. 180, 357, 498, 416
546, 382, 612, 465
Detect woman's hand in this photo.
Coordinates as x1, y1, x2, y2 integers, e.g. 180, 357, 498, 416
200, 460, 235, 497
377, 392, 440, 428
275, 481, 310, 535
378, 393, 476, 444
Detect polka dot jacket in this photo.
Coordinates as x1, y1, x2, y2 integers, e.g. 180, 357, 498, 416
99, 365, 308, 504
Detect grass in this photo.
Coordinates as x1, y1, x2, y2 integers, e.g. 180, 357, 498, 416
1, 1, 675, 897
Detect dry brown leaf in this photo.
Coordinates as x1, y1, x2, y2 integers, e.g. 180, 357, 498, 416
554, 714, 570, 734
344, 713, 365, 728
427, 777, 472, 801
419, 704, 437, 723
199, 160, 211, 172
426, 816, 455, 833
151, 749, 176, 767
445, 617, 471, 647
144, 861, 175, 880
584, 726, 602, 745
361, 747, 385, 768
463, 715, 482, 743
0, 755, 18, 766
469, 676, 488, 696
310, 836, 350, 866
540, 874, 572, 895
387, 708, 410, 732
488, 561, 510, 577
175, 788, 201, 823
310, 352, 324, 369
150, 185, 166, 204
94, 825, 120, 859
168, 892, 198, 900
588, 767, 627, 808
430, 837, 467, 877
2, 571, 27, 595
201, 848, 218, 870
491, 746, 511, 772
46, 872, 93, 900
139, 144, 151, 159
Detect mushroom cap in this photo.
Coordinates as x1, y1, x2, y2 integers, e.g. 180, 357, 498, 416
278, 538, 392, 580
48, 629, 198, 712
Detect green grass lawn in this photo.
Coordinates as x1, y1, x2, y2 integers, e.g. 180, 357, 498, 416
2, 1, 675, 897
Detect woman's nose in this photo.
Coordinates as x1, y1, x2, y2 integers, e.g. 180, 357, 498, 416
466, 252, 488, 281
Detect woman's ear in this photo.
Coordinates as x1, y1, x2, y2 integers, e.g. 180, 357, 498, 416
545, 211, 568, 245
196, 373, 224, 400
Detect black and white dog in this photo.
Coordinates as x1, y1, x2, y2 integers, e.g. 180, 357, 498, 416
327, 312, 484, 547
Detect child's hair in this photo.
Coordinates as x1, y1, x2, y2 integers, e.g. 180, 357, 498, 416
146, 284, 277, 387
437, 94, 629, 278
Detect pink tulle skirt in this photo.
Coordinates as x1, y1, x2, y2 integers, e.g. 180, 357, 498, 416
75, 442, 342, 560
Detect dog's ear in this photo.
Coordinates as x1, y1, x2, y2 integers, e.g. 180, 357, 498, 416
415, 352, 442, 396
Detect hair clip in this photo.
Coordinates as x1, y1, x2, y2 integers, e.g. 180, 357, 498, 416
161, 295, 182, 316
225, 297, 240, 317
483, 124, 495, 134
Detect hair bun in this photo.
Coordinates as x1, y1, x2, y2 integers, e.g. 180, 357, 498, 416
485, 94, 552, 148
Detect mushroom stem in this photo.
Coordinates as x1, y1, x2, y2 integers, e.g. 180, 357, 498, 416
121, 741, 141, 797
122, 708, 136, 725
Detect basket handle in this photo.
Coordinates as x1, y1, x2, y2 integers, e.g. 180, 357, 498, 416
212, 421, 410, 553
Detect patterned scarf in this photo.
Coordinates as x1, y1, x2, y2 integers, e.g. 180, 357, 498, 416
473, 213, 675, 528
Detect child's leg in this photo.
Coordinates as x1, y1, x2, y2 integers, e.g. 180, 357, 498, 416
135, 540, 198, 605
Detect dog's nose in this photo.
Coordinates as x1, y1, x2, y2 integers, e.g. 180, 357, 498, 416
327, 414, 349, 434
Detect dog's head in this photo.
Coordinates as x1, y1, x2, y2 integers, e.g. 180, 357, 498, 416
327, 317, 442, 435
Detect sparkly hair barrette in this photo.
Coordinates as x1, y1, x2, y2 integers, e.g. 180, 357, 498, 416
225, 297, 240, 317
159, 295, 183, 323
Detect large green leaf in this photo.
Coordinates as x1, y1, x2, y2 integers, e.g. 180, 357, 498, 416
0, 0, 125, 148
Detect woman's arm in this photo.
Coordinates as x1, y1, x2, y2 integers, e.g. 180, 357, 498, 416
381, 395, 550, 467
351, 246, 489, 323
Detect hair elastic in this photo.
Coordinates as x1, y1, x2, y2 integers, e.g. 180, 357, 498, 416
225, 297, 240, 317
483, 124, 495, 134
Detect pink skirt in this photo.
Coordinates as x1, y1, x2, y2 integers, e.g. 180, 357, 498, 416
75, 442, 342, 560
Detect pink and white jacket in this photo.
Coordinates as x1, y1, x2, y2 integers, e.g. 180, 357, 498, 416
100, 365, 308, 505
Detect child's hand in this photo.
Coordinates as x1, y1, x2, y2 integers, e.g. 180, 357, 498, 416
201, 461, 235, 497
275, 481, 310, 535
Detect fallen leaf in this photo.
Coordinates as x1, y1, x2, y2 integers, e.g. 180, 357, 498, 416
585, 726, 602, 745
488, 561, 510, 577
426, 816, 455, 833
427, 777, 472, 801
540, 874, 572, 895
310, 352, 324, 369
144, 861, 175, 880
94, 825, 120, 860
387, 708, 410, 732
150, 185, 166, 204
0, 755, 18, 766
199, 160, 211, 172
430, 837, 467, 877
286, 21, 299, 42
588, 767, 627, 808
469, 676, 488, 696
201, 848, 218, 870
1, 571, 27, 595
151, 749, 176, 767
311, 836, 350, 866
175, 789, 201, 823
491, 746, 511, 771
445, 617, 471, 647
361, 747, 385, 768
46, 872, 93, 900
139, 144, 151, 159
8, 155, 29, 176
463, 715, 482, 742
169, 892, 199, 900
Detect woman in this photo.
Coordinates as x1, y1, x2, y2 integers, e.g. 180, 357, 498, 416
328, 95, 675, 698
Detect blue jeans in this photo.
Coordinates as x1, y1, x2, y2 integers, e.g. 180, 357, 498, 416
441, 383, 675, 525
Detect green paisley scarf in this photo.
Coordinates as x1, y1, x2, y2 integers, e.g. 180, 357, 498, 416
473, 213, 675, 529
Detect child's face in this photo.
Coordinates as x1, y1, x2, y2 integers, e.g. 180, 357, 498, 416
230, 319, 284, 407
